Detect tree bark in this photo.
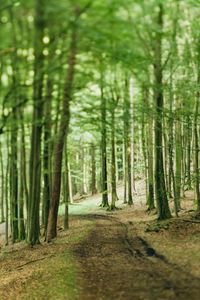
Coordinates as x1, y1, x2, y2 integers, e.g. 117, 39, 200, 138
63, 142, 69, 230
0, 144, 5, 223
110, 110, 118, 209
43, 61, 53, 235
28, 0, 45, 245
18, 125, 26, 240
144, 87, 155, 210
47, 22, 77, 241
124, 76, 133, 205
194, 53, 200, 210
175, 100, 182, 209
154, 4, 171, 220
91, 143, 97, 195
100, 68, 109, 207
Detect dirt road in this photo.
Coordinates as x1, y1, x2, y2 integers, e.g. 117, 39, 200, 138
1, 180, 200, 300
75, 213, 200, 300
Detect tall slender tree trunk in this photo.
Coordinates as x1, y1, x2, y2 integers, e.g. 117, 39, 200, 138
144, 87, 155, 210
175, 100, 182, 209
63, 142, 69, 230
19, 110, 29, 225
47, 22, 77, 241
123, 141, 127, 203
163, 123, 169, 194
18, 126, 26, 240
194, 98, 200, 210
147, 120, 155, 210
5, 151, 9, 245
28, 0, 45, 245
186, 116, 192, 190
43, 65, 53, 235
127, 141, 133, 205
154, 4, 171, 220
68, 162, 73, 204
9, 7, 19, 242
110, 110, 118, 209
115, 143, 119, 185
82, 147, 87, 195
0, 144, 5, 223
10, 110, 18, 243
100, 68, 109, 207
91, 143, 97, 195
168, 69, 178, 217
141, 90, 148, 201
194, 51, 200, 210
168, 4, 179, 216
124, 76, 133, 205
130, 79, 136, 193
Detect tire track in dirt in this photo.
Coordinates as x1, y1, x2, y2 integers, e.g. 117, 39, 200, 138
74, 214, 200, 300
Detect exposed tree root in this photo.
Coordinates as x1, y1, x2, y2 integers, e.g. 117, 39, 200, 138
107, 206, 121, 212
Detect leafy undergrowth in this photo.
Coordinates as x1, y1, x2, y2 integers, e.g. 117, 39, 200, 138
0, 217, 94, 300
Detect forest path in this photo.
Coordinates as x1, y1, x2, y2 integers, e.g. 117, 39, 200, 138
0, 180, 144, 246
0, 179, 200, 299
74, 212, 200, 300
59, 179, 146, 217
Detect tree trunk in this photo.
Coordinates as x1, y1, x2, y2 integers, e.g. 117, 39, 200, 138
194, 56, 200, 210
0, 144, 5, 223
168, 70, 178, 217
68, 162, 73, 204
100, 68, 109, 207
91, 143, 97, 195
124, 76, 133, 205
18, 125, 26, 240
123, 140, 127, 204
5, 150, 9, 245
47, 22, 77, 241
28, 0, 45, 245
63, 142, 69, 230
144, 87, 155, 210
154, 4, 171, 220
82, 147, 87, 195
130, 79, 136, 194
110, 110, 118, 209
147, 121, 155, 210
43, 66, 53, 235
10, 109, 19, 243
175, 101, 182, 210
141, 89, 148, 202
186, 116, 192, 190
19, 109, 29, 222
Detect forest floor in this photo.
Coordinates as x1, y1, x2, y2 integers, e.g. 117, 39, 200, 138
0, 180, 200, 299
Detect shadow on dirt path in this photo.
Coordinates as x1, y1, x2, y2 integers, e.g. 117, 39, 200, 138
74, 213, 200, 300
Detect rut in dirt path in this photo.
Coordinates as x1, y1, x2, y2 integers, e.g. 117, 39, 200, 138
74, 214, 200, 300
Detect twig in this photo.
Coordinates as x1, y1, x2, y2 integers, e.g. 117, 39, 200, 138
6, 254, 56, 273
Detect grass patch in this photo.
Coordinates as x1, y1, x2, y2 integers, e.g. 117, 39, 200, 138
0, 217, 95, 300
19, 251, 79, 300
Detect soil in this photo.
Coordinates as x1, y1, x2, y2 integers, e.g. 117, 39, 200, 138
74, 212, 200, 300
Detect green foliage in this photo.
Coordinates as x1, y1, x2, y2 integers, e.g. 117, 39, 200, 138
0, 0, 199, 243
